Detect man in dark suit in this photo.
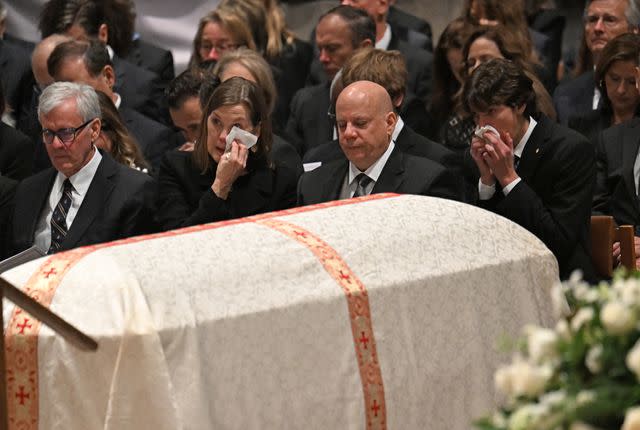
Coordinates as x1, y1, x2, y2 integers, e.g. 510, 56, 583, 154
48, 40, 179, 169
6, 81, 154, 257
592, 118, 640, 267
298, 81, 460, 206
39, 0, 168, 125
387, 2, 433, 51
0, 38, 34, 126
553, 0, 637, 125
466, 58, 595, 282
125, 37, 174, 89
286, 6, 374, 157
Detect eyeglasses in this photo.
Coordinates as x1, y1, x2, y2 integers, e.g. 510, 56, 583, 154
42, 119, 95, 145
200, 42, 240, 55
584, 14, 624, 28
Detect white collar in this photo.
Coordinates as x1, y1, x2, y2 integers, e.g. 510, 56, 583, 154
106, 44, 114, 60
113, 93, 122, 109
513, 116, 537, 159
53, 147, 102, 198
348, 140, 395, 185
392, 116, 404, 142
375, 24, 392, 51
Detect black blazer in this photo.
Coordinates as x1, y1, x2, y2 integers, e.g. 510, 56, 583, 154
553, 71, 597, 125
0, 175, 17, 258
387, 6, 433, 51
568, 109, 613, 146
478, 115, 596, 281
387, 29, 433, 105
593, 118, 640, 233
0, 39, 35, 124
8, 152, 156, 256
112, 55, 169, 126
155, 149, 298, 231
124, 38, 175, 89
285, 82, 332, 157
297, 144, 462, 206
120, 106, 180, 170
0, 122, 34, 180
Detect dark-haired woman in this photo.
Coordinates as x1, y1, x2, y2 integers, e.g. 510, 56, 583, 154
155, 77, 297, 231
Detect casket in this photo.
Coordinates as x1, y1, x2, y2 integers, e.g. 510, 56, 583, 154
2, 194, 559, 429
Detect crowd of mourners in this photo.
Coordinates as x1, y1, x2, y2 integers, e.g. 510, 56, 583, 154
0, 0, 638, 284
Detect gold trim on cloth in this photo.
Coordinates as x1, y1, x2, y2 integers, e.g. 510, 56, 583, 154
258, 218, 387, 430
4, 193, 396, 429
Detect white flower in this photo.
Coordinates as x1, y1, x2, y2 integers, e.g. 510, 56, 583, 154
510, 360, 553, 398
585, 344, 603, 374
539, 389, 566, 407
622, 407, 640, 430
615, 279, 640, 306
575, 390, 595, 406
555, 319, 571, 340
491, 411, 507, 427
626, 339, 640, 380
508, 403, 548, 430
551, 281, 571, 317
494, 365, 514, 397
601, 301, 636, 335
569, 422, 600, 430
571, 307, 594, 332
525, 325, 558, 363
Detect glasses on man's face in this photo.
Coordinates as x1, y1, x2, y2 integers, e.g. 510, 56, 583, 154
584, 13, 623, 29
42, 119, 94, 146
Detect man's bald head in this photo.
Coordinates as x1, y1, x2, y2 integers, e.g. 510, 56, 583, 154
32, 34, 72, 87
336, 80, 397, 171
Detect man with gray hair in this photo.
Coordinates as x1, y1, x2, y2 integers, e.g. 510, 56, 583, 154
553, 0, 639, 124
4, 81, 155, 257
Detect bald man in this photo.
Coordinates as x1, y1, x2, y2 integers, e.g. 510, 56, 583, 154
297, 81, 462, 205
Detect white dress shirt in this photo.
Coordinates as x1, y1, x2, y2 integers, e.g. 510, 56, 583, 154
339, 141, 396, 199
478, 116, 537, 200
375, 24, 392, 50
34, 148, 103, 252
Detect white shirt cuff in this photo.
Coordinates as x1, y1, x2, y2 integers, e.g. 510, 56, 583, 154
502, 178, 522, 195
478, 179, 496, 200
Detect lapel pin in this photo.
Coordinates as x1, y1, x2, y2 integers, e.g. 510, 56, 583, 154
535, 148, 540, 154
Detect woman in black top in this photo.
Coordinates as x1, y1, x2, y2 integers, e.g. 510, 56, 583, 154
155, 77, 297, 231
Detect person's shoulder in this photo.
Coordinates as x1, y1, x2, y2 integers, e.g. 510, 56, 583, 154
554, 71, 594, 96
402, 151, 447, 177
0, 122, 32, 147
602, 117, 640, 141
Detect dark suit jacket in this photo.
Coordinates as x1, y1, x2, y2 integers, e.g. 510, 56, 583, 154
0, 122, 34, 180
155, 149, 298, 231
272, 134, 303, 178
553, 71, 597, 125
285, 82, 332, 157
297, 145, 462, 206
568, 109, 613, 146
478, 115, 596, 281
120, 106, 180, 170
112, 55, 169, 126
8, 152, 156, 256
124, 38, 175, 90
387, 6, 433, 52
388, 30, 433, 105
0, 39, 35, 124
593, 118, 640, 234
0, 175, 17, 258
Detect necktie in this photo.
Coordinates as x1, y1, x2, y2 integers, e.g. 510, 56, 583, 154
514, 155, 521, 171
353, 173, 373, 198
48, 179, 73, 254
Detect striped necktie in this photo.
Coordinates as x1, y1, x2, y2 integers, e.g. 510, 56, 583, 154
48, 179, 73, 254
353, 173, 373, 198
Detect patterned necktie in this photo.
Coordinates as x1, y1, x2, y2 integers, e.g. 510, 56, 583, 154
48, 179, 73, 254
353, 173, 373, 198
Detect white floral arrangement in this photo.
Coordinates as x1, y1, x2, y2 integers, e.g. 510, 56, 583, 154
475, 272, 640, 430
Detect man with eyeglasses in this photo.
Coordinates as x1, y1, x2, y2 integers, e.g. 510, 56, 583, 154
3, 81, 155, 258
553, 0, 639, 125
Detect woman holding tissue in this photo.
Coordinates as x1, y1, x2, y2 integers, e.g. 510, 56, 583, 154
155, 77, 298, 231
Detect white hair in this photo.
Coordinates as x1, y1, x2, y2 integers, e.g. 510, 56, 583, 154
38, 81, 100, 122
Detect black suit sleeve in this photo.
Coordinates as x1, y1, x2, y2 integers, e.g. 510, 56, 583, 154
492, 141, 595, 264
592, 130, 611, 215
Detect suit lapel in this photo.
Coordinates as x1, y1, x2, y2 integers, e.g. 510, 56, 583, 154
621, 121, 640, 206
515, 116, 550, 181
62, 155, 116, 249
322, 160, 349, 200
372, 147, 405, 193
19, 170, 56, 248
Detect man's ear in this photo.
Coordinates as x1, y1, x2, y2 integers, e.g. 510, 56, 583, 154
90, 118, 102, 142
385, 111, 397, 137
102, 65, 116, 89
516, 103, 526, 116
392, 94, 404, 109
360, 39, 373, 48
98, 23, 109, 44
